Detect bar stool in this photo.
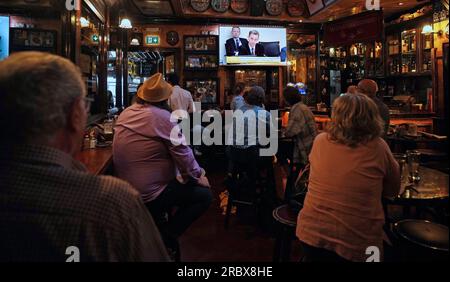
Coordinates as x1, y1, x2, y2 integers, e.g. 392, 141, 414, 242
393, 219, 449, 262
224, 146, 270, 230
272, 204, 300, 262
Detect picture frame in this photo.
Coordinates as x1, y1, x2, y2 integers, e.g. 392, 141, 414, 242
9, 28, 56, 53
184, 78, 219, 105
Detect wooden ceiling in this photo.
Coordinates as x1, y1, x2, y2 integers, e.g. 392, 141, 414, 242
0, 0, 432, 25
119, 0, 431, 24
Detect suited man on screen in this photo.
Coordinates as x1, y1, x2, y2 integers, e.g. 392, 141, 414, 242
244, 30, 265, 57
225, 26, 249, 56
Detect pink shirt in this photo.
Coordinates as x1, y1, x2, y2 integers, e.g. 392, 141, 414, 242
113, 104, 202, 203
296, 133, 400, 261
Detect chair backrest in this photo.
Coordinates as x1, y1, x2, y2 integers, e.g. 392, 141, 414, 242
292, 164, 310, 203
260, 41, 281, 57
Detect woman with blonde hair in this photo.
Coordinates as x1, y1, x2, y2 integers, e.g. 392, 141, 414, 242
296, 93, 400, 262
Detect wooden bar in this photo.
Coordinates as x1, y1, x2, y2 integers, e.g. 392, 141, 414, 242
75, 147, 113, 175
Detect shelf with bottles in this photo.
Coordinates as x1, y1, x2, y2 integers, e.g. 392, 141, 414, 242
421, 26, 433, 73
184, 54, 218, 71
366, 42, 384, 77
184, 35, 218, 53
184, 35, 219, 71
386, 18, 434, 77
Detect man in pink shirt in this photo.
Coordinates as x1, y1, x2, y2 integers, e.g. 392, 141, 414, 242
113, 73, 212, 257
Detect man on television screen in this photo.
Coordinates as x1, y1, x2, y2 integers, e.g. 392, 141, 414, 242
225, 26, 248, 56
245, 30, 265, 57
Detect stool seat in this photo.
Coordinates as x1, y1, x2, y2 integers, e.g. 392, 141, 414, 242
394, 219, 449, 251
273, 204, 298, 228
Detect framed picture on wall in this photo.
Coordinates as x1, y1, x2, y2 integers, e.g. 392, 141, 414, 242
9, 28, 56, 53
184, 78, 219, 105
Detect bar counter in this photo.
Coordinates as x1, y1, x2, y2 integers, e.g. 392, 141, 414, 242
75, 147, 113, 175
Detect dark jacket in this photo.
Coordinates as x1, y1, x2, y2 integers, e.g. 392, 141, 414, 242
243, 43, 265, 57
225, 37, 249, 56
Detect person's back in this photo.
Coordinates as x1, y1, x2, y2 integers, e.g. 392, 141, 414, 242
283, 89, 317, 165
357, 79, 390, 136
0, 145, 169, 262
296, 94, 399, 262
169, 85, 194, 113
297, 133, 396, 261
113, 103, 187, 202
166, 73, 194, 117
0, 52, 169, 262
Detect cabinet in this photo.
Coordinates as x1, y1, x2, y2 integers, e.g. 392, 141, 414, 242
385, 20, 433, 76
184, 35, 219, 71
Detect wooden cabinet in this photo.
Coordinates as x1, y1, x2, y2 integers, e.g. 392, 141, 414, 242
184, 35, 219, 71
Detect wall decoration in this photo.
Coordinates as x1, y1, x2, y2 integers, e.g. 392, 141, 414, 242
287, 0, 306, 17
230, 0, 248, 14
211, 0, 230, 13
305, 0, 324, 16
191, 0, 211, 12
185, 78, 219, 104
166, 31, 179, 46
265, 0, 283, 16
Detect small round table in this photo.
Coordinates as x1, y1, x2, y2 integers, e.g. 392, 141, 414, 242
384, 166, 449, 222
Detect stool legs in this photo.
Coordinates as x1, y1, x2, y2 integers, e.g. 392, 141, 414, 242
273, 225, 293, 262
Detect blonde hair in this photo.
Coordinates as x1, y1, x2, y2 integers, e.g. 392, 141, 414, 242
327, 93, 383, 147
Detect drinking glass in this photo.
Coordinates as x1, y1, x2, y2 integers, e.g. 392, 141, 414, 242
406, 150, 421, 183
393, 153, 407, 182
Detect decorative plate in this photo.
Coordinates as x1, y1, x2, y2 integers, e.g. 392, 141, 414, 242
230, 0, 248, 14
211, 0, 230, 13
190, 0, 210, 12
287, 0, 306, 17
266, 0, 283, 16
166, 31, 179, 46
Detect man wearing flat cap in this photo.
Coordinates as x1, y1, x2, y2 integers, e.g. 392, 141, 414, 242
113, 73, 212, 259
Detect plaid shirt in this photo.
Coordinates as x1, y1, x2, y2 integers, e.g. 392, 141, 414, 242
0, 145, 169, 262
284, 102, 318, 165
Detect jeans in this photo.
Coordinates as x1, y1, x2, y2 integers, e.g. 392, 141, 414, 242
145, 179, 213, 243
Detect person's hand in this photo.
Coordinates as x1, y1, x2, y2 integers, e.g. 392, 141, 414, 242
197, 175, 211, 188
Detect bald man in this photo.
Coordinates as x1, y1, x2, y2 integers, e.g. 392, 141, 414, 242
358, 79, 390, 137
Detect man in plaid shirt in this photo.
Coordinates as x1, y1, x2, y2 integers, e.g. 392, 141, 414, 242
0, 52, 169, 262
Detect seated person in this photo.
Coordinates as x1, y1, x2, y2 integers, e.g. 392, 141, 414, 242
296, 93, 400, 262
113, 73, 213, 254
230, 82, 246, 111
0, 52, 169, 262
283, 86, 317, 174
225, 26, 249, 56
243, 30, 265, 57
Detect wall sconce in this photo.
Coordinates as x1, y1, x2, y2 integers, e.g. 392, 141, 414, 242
421, 24, 434, 34
80, 17, 90, 28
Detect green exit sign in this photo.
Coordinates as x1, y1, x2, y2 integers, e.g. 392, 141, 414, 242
92, 34, 99, 43
146, 35, 159, 45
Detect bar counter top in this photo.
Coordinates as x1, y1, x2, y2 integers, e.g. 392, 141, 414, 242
75, 146, 113, 175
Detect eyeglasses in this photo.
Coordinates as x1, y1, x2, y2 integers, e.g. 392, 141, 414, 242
84, 97, 94, 113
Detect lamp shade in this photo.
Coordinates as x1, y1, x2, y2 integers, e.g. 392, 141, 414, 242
421, 24, 434, 34
80, 17, 90, 28
119, 18, 132, 29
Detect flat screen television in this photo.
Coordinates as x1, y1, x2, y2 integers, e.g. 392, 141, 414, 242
0, 16, 9, 61
219, 25, 287, 66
